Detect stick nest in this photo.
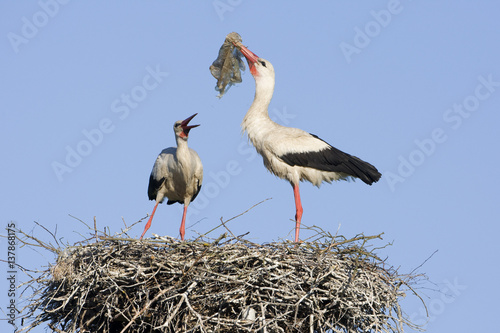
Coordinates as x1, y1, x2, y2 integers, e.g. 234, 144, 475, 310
18, 224, 423, 333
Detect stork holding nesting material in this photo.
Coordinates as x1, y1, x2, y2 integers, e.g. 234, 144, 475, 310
140, 113, 203, 240
234, 43, 381, 242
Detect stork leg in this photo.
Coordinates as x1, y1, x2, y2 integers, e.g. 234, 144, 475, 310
179, 205, 188, 241
292, 183, 303, 243
140, 201, 159, 239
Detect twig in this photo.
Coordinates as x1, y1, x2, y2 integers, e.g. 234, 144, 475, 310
194, 198, 271, 241
94, 216, 98, 243
33, 221, 61, 248
409, 249, 438, 275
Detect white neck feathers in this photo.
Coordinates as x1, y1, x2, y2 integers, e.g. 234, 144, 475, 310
242, 74, 276, 134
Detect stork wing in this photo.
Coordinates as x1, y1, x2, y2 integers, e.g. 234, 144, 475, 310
279, 133, 381, 185
148, 174, 165, 201
147, 148, 176, 201
190, 181, 202, 203
189, 149, 203, 203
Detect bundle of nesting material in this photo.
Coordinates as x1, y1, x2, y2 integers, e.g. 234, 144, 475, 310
210, 32, 246, 98
19, 229, 424, 333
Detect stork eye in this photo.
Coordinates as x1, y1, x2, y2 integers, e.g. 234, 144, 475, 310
259, 60, 267, 67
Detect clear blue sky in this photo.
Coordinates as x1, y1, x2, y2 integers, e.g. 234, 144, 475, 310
1, 1, 499, 332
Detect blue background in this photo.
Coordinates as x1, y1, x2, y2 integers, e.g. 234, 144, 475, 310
1, 1, 499, 332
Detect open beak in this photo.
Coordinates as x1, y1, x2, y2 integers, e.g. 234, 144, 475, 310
234, 43, 259, 75
180, 113, 200, 137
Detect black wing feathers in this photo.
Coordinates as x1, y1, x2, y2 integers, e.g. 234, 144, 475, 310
148, 174, 165, 201
279, 134, 381, 185
190, 182, 202, 203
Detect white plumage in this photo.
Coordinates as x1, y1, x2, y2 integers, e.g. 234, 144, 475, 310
140, 113, 203, 240
237, 43, 381, 242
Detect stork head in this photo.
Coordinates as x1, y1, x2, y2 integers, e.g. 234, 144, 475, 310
174, 113, 199, 140
236, 44, 275, 80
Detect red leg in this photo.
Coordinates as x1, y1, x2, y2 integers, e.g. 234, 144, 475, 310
292, 183, 303, 243
179, 205, 188, 241
140, 201, 159, 239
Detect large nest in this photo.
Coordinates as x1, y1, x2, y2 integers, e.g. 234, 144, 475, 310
17, 216, 424, 333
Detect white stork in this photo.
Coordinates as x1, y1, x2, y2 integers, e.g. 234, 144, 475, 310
140, 113, 203, 240
235, 43, 381, 242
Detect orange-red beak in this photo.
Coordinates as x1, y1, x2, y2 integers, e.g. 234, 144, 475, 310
180, 113, 200, 137
235, 43, 259, 75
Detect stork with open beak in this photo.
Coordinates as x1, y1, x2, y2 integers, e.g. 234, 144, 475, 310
234, 43, 381, 242
140, 113, 203, 240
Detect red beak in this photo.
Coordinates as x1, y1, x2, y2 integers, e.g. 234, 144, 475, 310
180, 113, 200, 137
235, 43, 259, 75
